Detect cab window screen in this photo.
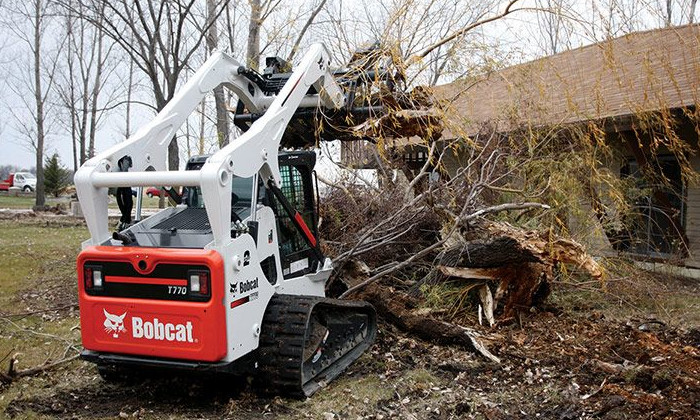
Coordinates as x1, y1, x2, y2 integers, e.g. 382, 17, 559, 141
186, 176, 255, 209
269, 164, 317, 277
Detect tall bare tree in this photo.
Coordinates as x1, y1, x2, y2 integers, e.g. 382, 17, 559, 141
86, 1, 107, 159
30, 0, 48, 207
4, 0, 63, 207
246, 0, 284, 70
69, 0, 228, 171
247, 0, 262, 70
206, 0, 230, 148
56, 0, 114, 170
535, 0, 573, 55
63, 3, 78, 171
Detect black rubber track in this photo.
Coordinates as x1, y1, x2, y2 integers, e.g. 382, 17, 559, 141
256, 294, 376, 398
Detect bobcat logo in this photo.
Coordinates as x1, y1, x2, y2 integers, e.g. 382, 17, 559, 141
103, 309, 127, 338
229, 282, 238, 294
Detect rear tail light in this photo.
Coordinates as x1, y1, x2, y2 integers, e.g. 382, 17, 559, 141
200, 272, 209, 295
84, 267, 93, 289
93, 269, 103, 287
189, 271, 210, 296
84, 265, 103, 290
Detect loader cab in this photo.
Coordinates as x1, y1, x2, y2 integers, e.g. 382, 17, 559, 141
182, 152, 321, 278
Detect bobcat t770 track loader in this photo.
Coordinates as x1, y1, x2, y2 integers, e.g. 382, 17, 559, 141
74, 44, 377, 397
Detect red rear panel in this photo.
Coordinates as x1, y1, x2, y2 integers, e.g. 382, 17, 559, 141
78, 246, 227, 362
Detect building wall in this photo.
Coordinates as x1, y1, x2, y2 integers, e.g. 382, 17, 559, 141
439, 144, 463, 178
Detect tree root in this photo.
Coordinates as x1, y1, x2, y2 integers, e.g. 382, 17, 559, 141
351, 283, 500, 363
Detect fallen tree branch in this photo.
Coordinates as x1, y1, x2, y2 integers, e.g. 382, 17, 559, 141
0, 353, 80, 384
315, 172, 358, 205
588, 358, 637, 374
1, 304, 78, 320
353, 283, 500, 363
581, 378, 608, 400
337, 224, 416, 261
404, 142, 437, 202
340, 237, 447, 299
460, 202, 551, 225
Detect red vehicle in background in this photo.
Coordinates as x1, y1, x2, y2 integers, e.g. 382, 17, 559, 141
146, 187, 170, 198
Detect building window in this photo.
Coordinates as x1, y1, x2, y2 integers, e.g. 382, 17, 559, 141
403, 150, 428, 168
618, 155, 685, 256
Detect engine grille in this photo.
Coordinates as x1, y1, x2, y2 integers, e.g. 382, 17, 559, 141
153, 208, 211, 231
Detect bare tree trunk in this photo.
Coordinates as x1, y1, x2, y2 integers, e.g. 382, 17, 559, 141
225, 2, 236, 51
185, 112, 192, 159
247, 0, 261, 70
212, 88, 228, 147
287, 0, 328, 62
65, 5, 79, 172
691, 0, 698, 23
207, 0, 230, 148
199, 98, 206, 155
76, 0, 90, 166
79, 90, 89, 164
125, 54, 133, 137
70, 93, 78, 171
33, 0, 46, 207
168, 137, 179, 171
666, 0, 673, 26
77, 3, 90, 166
87, 9, 105, 159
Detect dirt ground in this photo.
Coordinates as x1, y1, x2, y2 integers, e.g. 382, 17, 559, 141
0, 214, 698, 419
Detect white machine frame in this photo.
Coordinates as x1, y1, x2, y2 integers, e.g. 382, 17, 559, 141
74, 44, 346, 362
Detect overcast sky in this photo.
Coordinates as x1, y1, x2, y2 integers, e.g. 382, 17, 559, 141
0, 0, 694, 172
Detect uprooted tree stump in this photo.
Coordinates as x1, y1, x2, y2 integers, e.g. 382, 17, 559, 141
419, 223, 603, 319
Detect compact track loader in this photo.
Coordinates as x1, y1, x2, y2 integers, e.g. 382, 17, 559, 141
75, 44, 380, 397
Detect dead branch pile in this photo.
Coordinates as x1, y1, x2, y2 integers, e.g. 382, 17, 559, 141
315, 83, 610, 362
321, 175, 603, 362
348, 86, 444, 140
320, 184, 441, 269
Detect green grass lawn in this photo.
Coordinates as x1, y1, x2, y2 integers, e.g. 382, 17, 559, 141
0, 219, 86, 308
0, 195, 39, 209
0, 218, 87, 389
0, 194, 167, 210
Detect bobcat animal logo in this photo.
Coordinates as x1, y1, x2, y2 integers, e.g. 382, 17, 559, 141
103, 309, 127, 338
229, 282, 238, 294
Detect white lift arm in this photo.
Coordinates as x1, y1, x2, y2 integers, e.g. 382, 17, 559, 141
75, 44, 345, 246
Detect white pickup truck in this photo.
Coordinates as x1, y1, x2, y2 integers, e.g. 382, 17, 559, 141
0, 172, 37, 192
